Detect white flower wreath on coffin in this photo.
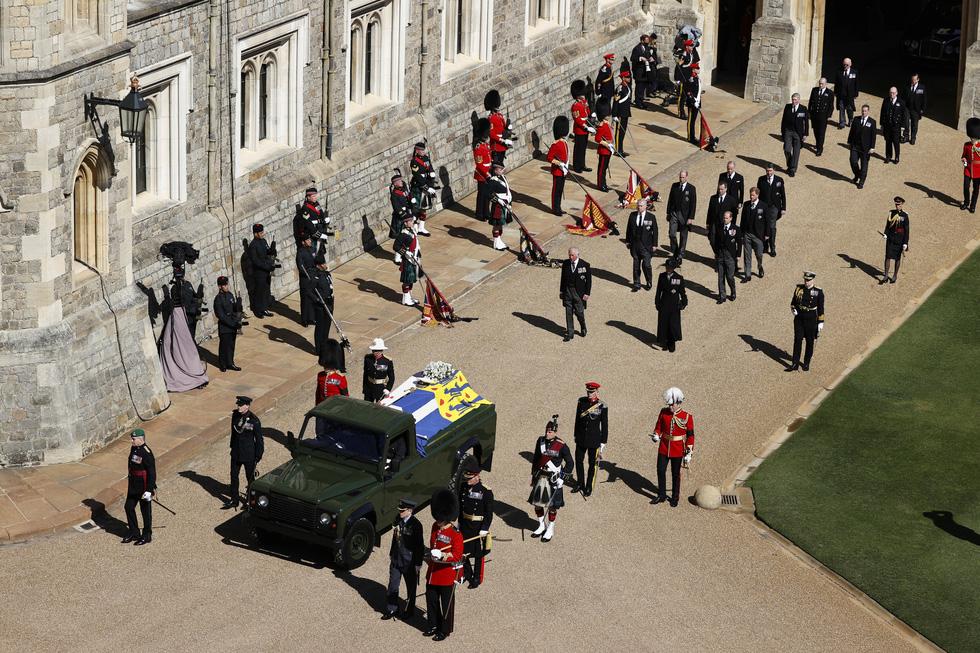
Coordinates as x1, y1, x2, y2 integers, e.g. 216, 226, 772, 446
418, 361, 455, 385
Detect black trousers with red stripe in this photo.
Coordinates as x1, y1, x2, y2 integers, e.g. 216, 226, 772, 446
551, 176, 565, 215
597, 153, 611, 191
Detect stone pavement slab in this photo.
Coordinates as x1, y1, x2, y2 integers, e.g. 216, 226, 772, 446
0, 89, 767, 542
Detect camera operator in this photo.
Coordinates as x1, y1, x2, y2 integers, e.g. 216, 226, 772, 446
213, 276, 243, 372
246, 223, 278, 319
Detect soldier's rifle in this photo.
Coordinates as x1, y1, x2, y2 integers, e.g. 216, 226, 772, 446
297, 263, 351, 352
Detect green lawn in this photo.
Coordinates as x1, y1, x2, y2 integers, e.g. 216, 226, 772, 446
747, 248, 980, 653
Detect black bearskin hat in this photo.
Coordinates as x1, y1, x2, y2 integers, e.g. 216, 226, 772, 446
484, 89, 501, 111
967, 117, 980, 140
474, 117, 491, 143
552, 115, 570, 140
570, 79, 587, 100
595, 102, 610, 121
430, 488, 459, 522
319, 339, 346, 373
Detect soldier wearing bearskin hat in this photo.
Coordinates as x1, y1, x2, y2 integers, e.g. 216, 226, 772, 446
409, 142, 439, 235
528, 416, 573, 542
962, 117, 980, 213
570, 80, 594, 173
424, 489, 464, 641
650, 387, 694, 507
473, 118, 493, 220
485, 90, 512, 166
458, 458, 493, 589
594, 105, 615, 193
547, 116, 570, 216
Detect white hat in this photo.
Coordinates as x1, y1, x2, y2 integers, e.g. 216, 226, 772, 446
663, 387, 684, 405
369, 338, 388, 351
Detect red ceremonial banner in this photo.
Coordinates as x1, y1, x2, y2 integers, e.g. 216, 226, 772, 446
566, 194, 612, 237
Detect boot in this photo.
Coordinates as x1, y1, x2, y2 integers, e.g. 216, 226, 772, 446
542, 521, 555, 542
531, 516, 546, 538
401, 293, 417, 306
417, 222, 431, 236
493, 236, 507, 251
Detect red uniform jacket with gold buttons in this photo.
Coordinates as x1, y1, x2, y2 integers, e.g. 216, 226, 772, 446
315, 371, 349, 405
547, 140, 569, 177
653, 408, 695, 458
489, 112, 507, 153
595, 122, 614, 155
473, 142, 491, 182
426, 523, 463, 586
572, 99, 590, 136
962, 141, 980, 178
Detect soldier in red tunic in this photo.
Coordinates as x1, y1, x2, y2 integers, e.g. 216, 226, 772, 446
570, 80, 594, 173
315, 362, 348, 404
424, 489, 464, 641
650, 387, 694, 507
485, 89, 512, 166
473, 119, 492, 221
528, 416, 574, 542
961, 118, 980, 213
547, 116, 570, 216
594, 105, 615, 193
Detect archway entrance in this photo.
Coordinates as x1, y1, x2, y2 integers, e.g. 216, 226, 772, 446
820, 0, 963, 126
713, 0, 756, 96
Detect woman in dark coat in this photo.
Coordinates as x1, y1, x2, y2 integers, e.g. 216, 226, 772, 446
654, 257, 688, 352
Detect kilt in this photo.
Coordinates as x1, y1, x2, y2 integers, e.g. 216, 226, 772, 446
399, 261, 419, 285
489, 201, 511, 228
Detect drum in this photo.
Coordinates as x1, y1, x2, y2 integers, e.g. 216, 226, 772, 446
528, 475, 553, 508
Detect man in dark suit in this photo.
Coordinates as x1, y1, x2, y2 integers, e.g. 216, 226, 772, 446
847, 104, 877, 189
780, 93, 808, 176
706, 181, 738, 253
901, 73, 926, 145
808, 77, 835, 156
666, 170, 697, 259
756, 164, 787, 257
834, 57, 858, 128
246, 223, 276, 318
879, 86, 907, 164
739, 187, 769, 282
625, 198, 658, 291
718, 160, 744, 206
711, 210, 741, 303
383, 498, 425, 620
559, 247, 592, 342
630, 34, 654, 108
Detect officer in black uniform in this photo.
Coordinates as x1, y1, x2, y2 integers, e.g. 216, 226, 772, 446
560, 247, 592, 342
246, 223, 276, 318
786, 271, 826, 372
712, 211, 741, 304
880, 87, 907, 165
383, 498, 425, 620
294, 187, 330, 245
808, 78, 835, 156
902, 74, 926, 145
757, 164, 787, 256
296, 235, 317, 327
458, 458, 493, 589
363, 338, 395, 402
213, 275, 242, 372
572, 381, 608, 497
655, 257, 688, 352
595, 53, 616, 115
123, 428, 156, 545
612, 71, 632, 156
881, 196, 910, 284
310, 249, 335, 358
222, 396, 263, 508
626, 197, 657, 291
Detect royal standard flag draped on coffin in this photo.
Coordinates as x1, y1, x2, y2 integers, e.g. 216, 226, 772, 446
389, 370, 492, 455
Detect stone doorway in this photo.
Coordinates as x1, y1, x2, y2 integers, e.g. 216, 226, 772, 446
713, 0, 756, 97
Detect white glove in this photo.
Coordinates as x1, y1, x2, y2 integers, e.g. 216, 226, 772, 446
555, 478, 564, 489
427, 187, 437, 196
318, 233, 330, 242
586, 126, 596, 134
902, 244, 907, 250
141, 491, 152, 501
558, 162, 568, 174
502, 139, 513, 147
430, 548, 444, 560
683, 453, 692, 465
792, 309, 798, 316
651, 433, 661, 444
544, 460, 560, 474
882, 233, 888, 239
608, 146, 617, 155
818, 323, 824, 332
479, 530, 489, 537
612, 116, 620, 123
599, 443, 606, 455
429, 171, 437, 178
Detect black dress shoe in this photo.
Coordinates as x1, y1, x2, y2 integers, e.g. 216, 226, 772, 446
769, 249, 776, 257
785, 364, 800, 372
857, 182, 864, 189
563, 334, 572, 342
262, 311, 274, 317
894, 159, 900, 164
381, 612, 396, 621
668, 498, 679, 508
253, 313, 264, 320
716, 298, 725, 305
758, 267, 765, 278
816, 150, 823, 157
582, 167, 593, 172
801, 363, 810, 372
651, 496, 667, 505
883, 159, 890, 164
788, 170, 795, 177
910, 139, 916, 145
467, 579, 481, 589
728, 294, 736, 301
889, 277, 896, 284
135, 535, 152, 546
219, 367, 226, 372
422, 628, 439, 637
121, 534, 138, 544
229, 365, 242, 371
740, 276, 750, 284
631, 286, 640, 293
433, 633, 449, 642
580, 328, 587, 337
878, 277, 888, 285
598, 186, 610, 193
222, 500, 238, 509
644, 283, 652, 291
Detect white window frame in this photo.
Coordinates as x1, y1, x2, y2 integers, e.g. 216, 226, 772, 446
525, 0, 568, 43
345, 0, 406, 125
129, 53, 192, 217
440, 0, 493, 82
233, 12, 309, 176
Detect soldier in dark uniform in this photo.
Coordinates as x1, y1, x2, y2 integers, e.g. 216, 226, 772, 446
388, 169, 416, 261
880, 87, 907, 165
363, 338, 395, 402
712, 211, 741, 304
655, 257, 688, 352
666, 170, 697, 259
310, 250, 335, 358
223, 396, 263, 509
786, 271, 825, 372
246, 223, 276, 318
528, 416, 574, 542
881, 196, 910, 284
834, 57, 858, 128
213, 275, 242, 372
808, 77, 835, 156
486, 163, 512, 251
123, 428, 156, 545
383, 498, 424, 621
612, 70, 632, 156
757, 164, 787, 257
684, 63, 702, 145
295, 235, 317, 326
595, 53, 616, 115
675, 40, 695, 119
560, 247, 592, 342
780, 94, 808, 177
409, 142, 439, 236
458, 458, 493, 589
902, 73, 926, 145
626, 197, 657, 291
847, 104, 877, 189
572, 381, 608, 497
739, 187, 769, 282
718, 160, 745, 206
294, 187, 330, 245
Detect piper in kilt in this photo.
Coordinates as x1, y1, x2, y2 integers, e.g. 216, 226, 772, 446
528, 416, 574, 542
487, 162, 513, 251
394, 214, 422, 306
389, 169, 416, 263
409, 142, 439, 235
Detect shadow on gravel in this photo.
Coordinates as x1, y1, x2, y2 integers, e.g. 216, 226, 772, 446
737, 154, 780, 172
263, 324, 316, 355
837, 253, 881, 280
494, 498, 539, 532
738, 334, 792, 366
905, 181, 961, 207
683, 277, 715, 300
922, 511, 980, 546
600, 461, 659, 501
591, 266, 633, 289
332, 570, 393, 616
639, 122, 689, 143
81, 499, 130, 537
213, 512, 331, 569
270, 299, 303, 325
353, 277, 403, 304
606, 319, 656, 347
262, 428, 289, 449
178, 470, 229, 504
805, 164, 853, 183
511, 190, 552, 215
512, 311, 566, 337
445, 225, 493, 248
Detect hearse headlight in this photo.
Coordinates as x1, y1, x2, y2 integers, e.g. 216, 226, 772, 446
257, 495, 269, 508
319, 512, 332, 526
